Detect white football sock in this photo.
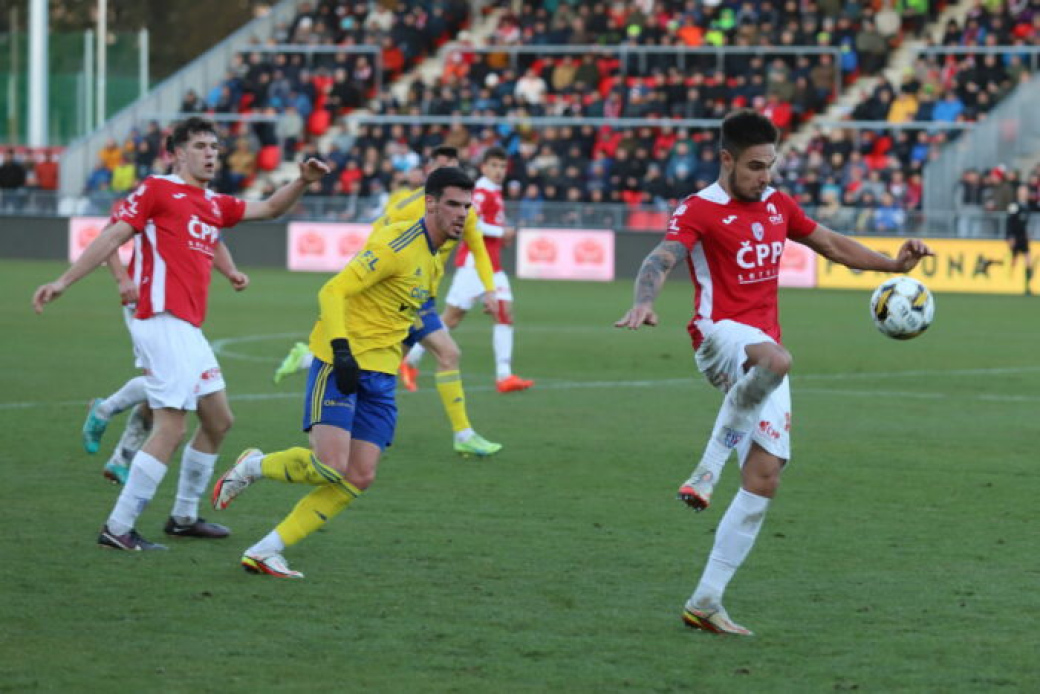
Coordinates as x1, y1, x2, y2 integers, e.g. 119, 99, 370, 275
107, 451, 167, 535
240, 451, 264, 479
171, 446, 219, 525
299, 352, 314, 370
111, 404, 152, 465
695, 366, 784, 479
454, 427, 475, 443
99, 375, 148, 418
406, 343, 427, 367
493, 323, 513, 379
249, 529, 287, 556
689, 488, 770, 609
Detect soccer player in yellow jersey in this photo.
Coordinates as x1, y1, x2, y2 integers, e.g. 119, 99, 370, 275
274, 147, 503, 457
211, 167, 476, 578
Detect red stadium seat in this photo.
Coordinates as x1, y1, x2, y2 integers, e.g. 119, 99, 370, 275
257, 145, 281, 171
307, 109, 331, 136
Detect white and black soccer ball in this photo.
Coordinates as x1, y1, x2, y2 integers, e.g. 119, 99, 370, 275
869, 276, 935, 340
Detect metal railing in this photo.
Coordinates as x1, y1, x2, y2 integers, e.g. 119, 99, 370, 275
441, 44, 846, 104
924, 71, 1040, 213
916, 45, 1040, 72
3, 189, 1035, 240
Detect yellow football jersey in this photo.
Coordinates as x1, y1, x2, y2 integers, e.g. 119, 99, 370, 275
377, 186, 495, 295
309, 218, 441, 374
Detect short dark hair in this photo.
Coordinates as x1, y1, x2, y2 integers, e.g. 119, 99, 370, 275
165, 117, 219, 154
482, 146, 508, 163
719, 109, 779, 160
430, 145, 459, 161
425, 166, 474, 198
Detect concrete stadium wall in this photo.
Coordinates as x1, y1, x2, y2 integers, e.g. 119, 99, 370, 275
1, 217, 70, 260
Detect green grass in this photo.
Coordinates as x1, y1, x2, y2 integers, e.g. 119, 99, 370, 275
2, 259, 1037, 693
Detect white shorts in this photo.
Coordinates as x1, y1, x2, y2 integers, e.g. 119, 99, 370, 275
445, 267, 513, 310
694, 320, 791, 464
122, 304, 145, 370
129, 312, 225, 411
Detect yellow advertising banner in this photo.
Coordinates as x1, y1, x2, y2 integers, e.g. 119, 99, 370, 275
815, 237, 1033, 295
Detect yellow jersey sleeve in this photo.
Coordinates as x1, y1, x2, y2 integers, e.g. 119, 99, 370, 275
461, 208, 496, 293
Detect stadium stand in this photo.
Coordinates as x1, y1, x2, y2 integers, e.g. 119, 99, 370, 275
6, 0, 1039, 235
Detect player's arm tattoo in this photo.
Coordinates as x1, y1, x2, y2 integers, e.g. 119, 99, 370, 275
634, 240, 686, 304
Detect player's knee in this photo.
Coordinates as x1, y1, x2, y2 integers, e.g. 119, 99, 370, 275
215, 411, 234, 436
743, 468, 781, 498
435, 342, 461, 370
202, 410, 234, 438
345, 466, 376, 490
442, 307, 464, 329
311, 447, 348, 477
765, 347, 792, 377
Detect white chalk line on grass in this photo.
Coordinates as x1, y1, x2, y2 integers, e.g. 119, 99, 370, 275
4, 332, 1037, 410
211, 332, 1040, 381
5, 370, 1040, 410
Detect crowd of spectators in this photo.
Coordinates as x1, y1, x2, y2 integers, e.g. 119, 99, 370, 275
25, 0, 1036, 232
0, 148, 62, 210
769, 0, 1040, 231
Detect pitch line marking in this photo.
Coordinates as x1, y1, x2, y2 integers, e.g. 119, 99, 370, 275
4, 372, 1040, 410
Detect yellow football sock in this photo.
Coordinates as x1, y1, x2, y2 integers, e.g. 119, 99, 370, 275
261, 447, 344, 485
275, 481, 362, 547
435, 370, 471, 433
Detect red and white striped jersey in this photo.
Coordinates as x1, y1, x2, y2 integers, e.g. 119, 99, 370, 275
114, 174, 245, 327
456, 175, 506, 272
664, 182, 817, 349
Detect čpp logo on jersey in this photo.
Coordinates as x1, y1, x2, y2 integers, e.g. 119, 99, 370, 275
736, 240, 785, 269
187, 215, 220, 244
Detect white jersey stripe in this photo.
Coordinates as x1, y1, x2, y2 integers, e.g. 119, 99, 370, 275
144, 219, 167, 314
690, 242, 714, 334
131, 234, 143, 288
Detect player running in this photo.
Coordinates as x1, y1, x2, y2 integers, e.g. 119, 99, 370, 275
33, 117, 329, 551
616, 110, 932, 635
274, 147, 503, 457
212, 166, 475, 578
410, 146, 534, 393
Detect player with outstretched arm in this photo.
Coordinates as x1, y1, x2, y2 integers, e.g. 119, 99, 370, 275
33, 117, 328, 551
616, 110, 933, 635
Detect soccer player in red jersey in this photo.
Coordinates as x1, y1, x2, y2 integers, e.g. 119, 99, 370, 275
434, 146, 534, 393
616, 110, 933, 635
85, 204, 250, 486
33, 117, 329, 551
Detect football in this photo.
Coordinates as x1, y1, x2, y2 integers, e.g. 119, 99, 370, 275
869, 277, 935, 340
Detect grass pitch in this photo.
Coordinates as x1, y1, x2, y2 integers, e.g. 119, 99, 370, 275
1, 260, 1037, 693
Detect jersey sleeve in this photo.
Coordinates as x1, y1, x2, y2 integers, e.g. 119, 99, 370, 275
462, 210, 496, 292
113, 180, 157, 233
663, 198, 702, 250
217, 194, 247, 228
782, 193, 817, 238
317, 243, 398, 342
473, 189, 505, 237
